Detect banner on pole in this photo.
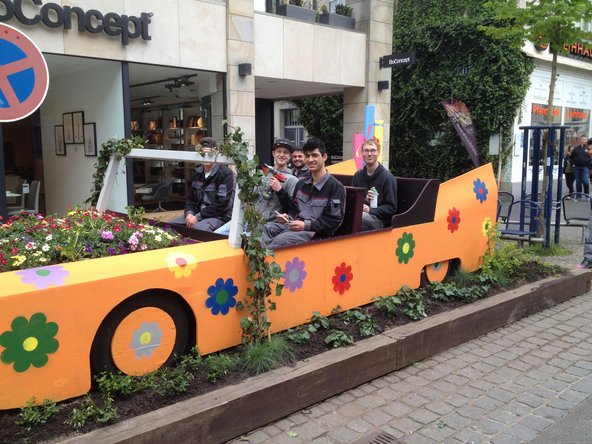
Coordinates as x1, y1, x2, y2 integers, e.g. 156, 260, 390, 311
374, 120, 384, 164
363, 105, 375, 140
442, 99, 480, 167
353, 133, 364, 170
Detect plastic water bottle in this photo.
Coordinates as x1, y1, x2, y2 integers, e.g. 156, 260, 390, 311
370, 187, 378, 208
22, 180, 29, 195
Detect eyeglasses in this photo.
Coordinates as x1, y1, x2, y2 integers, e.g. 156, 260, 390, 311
362, 149, 378, 154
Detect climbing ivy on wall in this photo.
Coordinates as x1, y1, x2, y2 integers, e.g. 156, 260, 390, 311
293, 95, 344, 159
390, 0, 534, 179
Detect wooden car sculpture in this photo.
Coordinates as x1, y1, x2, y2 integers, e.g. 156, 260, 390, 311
0, 148, 497, 409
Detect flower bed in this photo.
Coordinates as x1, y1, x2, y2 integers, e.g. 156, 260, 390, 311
0, 210, 193, 273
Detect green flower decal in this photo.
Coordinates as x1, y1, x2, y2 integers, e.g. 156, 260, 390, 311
0, 313, 59, 373
395, 232, 415, 264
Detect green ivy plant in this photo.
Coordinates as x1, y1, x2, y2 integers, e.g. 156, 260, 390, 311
87, 136, 144, 206
213, 127, 284, 345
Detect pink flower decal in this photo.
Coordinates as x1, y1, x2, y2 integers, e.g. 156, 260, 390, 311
16, 266, 69, 289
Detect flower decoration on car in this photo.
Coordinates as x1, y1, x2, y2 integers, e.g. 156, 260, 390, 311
482, 217, 493, 237
283, 257, 307, 293
332, 262, 353, 295
130, 322, 162, 357
165, 252, 197, 278
0, 313, 59, 373
396, 232, 415, 264
447, 207, 461, 233
206, 278, 239, 315
16, 265, 69, 289
473, 178, 488, 203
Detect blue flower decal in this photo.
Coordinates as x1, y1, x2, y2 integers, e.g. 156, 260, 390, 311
130, 322, 162, 357
473, 178, 488, 203
206, 278, 238, 315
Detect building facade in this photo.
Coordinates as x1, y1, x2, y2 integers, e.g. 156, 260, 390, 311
0, 0, 394, 218
504, 39, 592, 195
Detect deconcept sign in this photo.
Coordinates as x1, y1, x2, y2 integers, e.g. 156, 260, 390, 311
0, 0, 151, 45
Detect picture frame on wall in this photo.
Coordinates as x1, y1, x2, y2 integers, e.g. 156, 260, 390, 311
55, 125, 66, 156
73, 111, 85, 144
83, 123, 97, 156
63, 113, 74, 144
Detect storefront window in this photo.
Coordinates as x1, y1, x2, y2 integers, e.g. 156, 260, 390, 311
528, 103, 563, 167
564, 107, 590, 143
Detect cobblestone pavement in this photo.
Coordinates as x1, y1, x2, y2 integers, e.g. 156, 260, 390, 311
230, 227, 592, 444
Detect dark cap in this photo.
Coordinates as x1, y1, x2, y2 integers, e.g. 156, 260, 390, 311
199, 137, 218, 148
272, 138, 293, 152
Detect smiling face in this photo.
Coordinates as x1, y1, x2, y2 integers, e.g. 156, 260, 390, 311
292, 150, 306, 169
305, 148, 327, 174
272, 147, 292, 169
362, 139, 380, 168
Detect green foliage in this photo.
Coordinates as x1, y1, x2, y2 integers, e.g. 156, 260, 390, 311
525, 242, 571, 257
216, 127, 284, 345
481, 0, 592, 55
310, 311, 332, 330
65, 396, 118, 430
334, 3, 353, 16
87, 136, 144, 206
152, 364, 195, 396
390, 0, 533, 179
341, 309, 379, 337
293, 96, 344, 158
373, 294, 403, 318
241, 336, 295, 375
95, 372, 148, 397
324, 330, 354, 348
16, 399, 58, 433
204, 353, 237, 382
397, 286, 428, 320
285, 326, 312, 344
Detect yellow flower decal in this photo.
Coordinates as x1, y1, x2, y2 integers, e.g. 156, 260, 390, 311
165, 252, 197, 278
482, 217, 493, 237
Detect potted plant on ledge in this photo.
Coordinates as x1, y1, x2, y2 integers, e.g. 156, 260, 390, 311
319, 3, 355, 30
276, 0, 316, 23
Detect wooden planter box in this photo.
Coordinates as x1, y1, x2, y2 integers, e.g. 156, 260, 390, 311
276, 4, 316, 23
319, 12, 355, 30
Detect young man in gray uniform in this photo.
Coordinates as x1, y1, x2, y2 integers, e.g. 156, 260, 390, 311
263, 138, 345, 248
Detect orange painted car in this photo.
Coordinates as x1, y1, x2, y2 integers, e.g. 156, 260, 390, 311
0, 163, 496, 409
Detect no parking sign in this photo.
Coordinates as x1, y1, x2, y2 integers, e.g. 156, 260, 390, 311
0, 23, 49, 122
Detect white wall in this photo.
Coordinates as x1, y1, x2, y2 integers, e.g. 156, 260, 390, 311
41, 59, 126, 215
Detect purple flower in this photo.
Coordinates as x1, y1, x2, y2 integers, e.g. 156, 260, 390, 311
84, 244, 92, 253
107, 247, 117, 255
16, 265, 69, 289
101, 230, 114, 240
283, 257, 307, 292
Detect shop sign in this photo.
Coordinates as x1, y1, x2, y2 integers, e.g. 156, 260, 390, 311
0, 0, 151, 46
379, 52, 415, 69
0, 22, 48, 122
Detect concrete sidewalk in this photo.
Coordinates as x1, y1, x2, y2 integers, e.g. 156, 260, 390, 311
231, 226, 592, 444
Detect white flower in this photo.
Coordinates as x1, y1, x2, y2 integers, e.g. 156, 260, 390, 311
45, 234, 53, 241
42, 244, 50, 252
155, 235, 162, 242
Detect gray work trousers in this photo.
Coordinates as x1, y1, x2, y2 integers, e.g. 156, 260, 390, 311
263, 222, 315, 249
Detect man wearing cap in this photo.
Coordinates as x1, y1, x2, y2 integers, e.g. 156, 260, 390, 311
257, 138, 299, 222
291, 145, 310, 180
263, 137, 345, 248
214, 138, 298, 235
173, 137, 235, 231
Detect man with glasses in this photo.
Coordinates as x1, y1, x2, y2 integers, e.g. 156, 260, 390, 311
352, 138, 398, 231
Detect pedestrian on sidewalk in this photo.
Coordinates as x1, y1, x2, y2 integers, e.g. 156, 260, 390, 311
571, 134, 590, 196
